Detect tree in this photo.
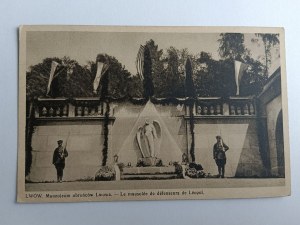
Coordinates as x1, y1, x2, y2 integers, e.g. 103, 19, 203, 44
157, 47, 186, 98
144, 40, 164, 97
26, 57, 93, 99
26, 57, 60, 99
166, 47, 182, 97
185, 57, 196, 162
142, 46, 154, 98
194, 52, 214, 97
185, 57, 196, 98
218, 33, 267, 96
254, 33, 280, 76
194, 52, 236, 97
88, 54, 136, 99
218, 33, 246, 60
140, 42, 186, 98
127, 76, 143, 98
239, 55, 266, 96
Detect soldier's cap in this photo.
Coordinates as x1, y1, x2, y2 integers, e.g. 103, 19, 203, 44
57, 140, 63, 144
216, 135, 222, 139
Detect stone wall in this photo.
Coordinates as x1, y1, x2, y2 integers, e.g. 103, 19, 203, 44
28, 101, 187, 182
27, 99, 268, 182
29, 120, 112, 182
190, 118, 265, 177
256, 68, 284, 177
266, 95, 283, 176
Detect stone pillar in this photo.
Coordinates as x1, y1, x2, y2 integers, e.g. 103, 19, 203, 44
68, 103, 75, 117
34, 106, 40, 118
193, 103, 196, 115
223, 102, 229, 116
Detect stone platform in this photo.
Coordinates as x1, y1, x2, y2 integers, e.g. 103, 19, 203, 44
121, 166, 178, 180
136, 157, 163, 167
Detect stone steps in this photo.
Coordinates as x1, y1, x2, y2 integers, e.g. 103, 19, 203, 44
121, 173, 179, 180
120, 166, 179, 180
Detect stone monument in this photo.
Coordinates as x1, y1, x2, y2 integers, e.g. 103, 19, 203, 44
136, 119, 162, 166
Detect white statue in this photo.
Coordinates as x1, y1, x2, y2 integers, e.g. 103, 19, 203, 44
136, 119, 161, 158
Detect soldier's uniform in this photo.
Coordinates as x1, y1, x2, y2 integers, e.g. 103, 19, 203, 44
52, 140, 68, 182
213, 136, 229, 178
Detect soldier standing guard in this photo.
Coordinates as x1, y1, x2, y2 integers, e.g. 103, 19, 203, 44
52, 140, 68, 182
213, 136, 229, 178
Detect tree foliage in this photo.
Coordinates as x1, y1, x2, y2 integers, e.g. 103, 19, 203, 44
185, 57, 196, 98
144, 40, 164, 97
218, 33, 246, 60
185, 57, 196, 162
142, 46, 154, 98
239, 55, 266, 95
217, 33, 269, 96
194, 52, 236, 97
26, 55, 143, 100
26, 57, 93, 99
26, 35, 278, 100
254, 33, 280, 76
163, 47, 185, 97
142, 40, 187, 98
90, 53, 136, 99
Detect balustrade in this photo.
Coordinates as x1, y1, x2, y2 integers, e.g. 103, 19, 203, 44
228, 98, 255, 115
34, 98, 107, 118
74, 99, 104, 117
31, 97, 255, 119
196, 98, 224, 115
195, 97, 255, 116
37, 99, 69, 118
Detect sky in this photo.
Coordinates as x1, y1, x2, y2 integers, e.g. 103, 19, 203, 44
26, 31, 280, 75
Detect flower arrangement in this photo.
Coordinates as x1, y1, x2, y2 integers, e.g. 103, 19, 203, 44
95, 166, 115, 181
173, 162, 183, 178
185, 162, 206, 178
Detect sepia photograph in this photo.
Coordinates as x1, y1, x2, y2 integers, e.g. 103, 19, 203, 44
18, 26, 290, 202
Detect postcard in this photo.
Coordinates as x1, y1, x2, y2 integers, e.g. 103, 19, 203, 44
18, 26, 290, 202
